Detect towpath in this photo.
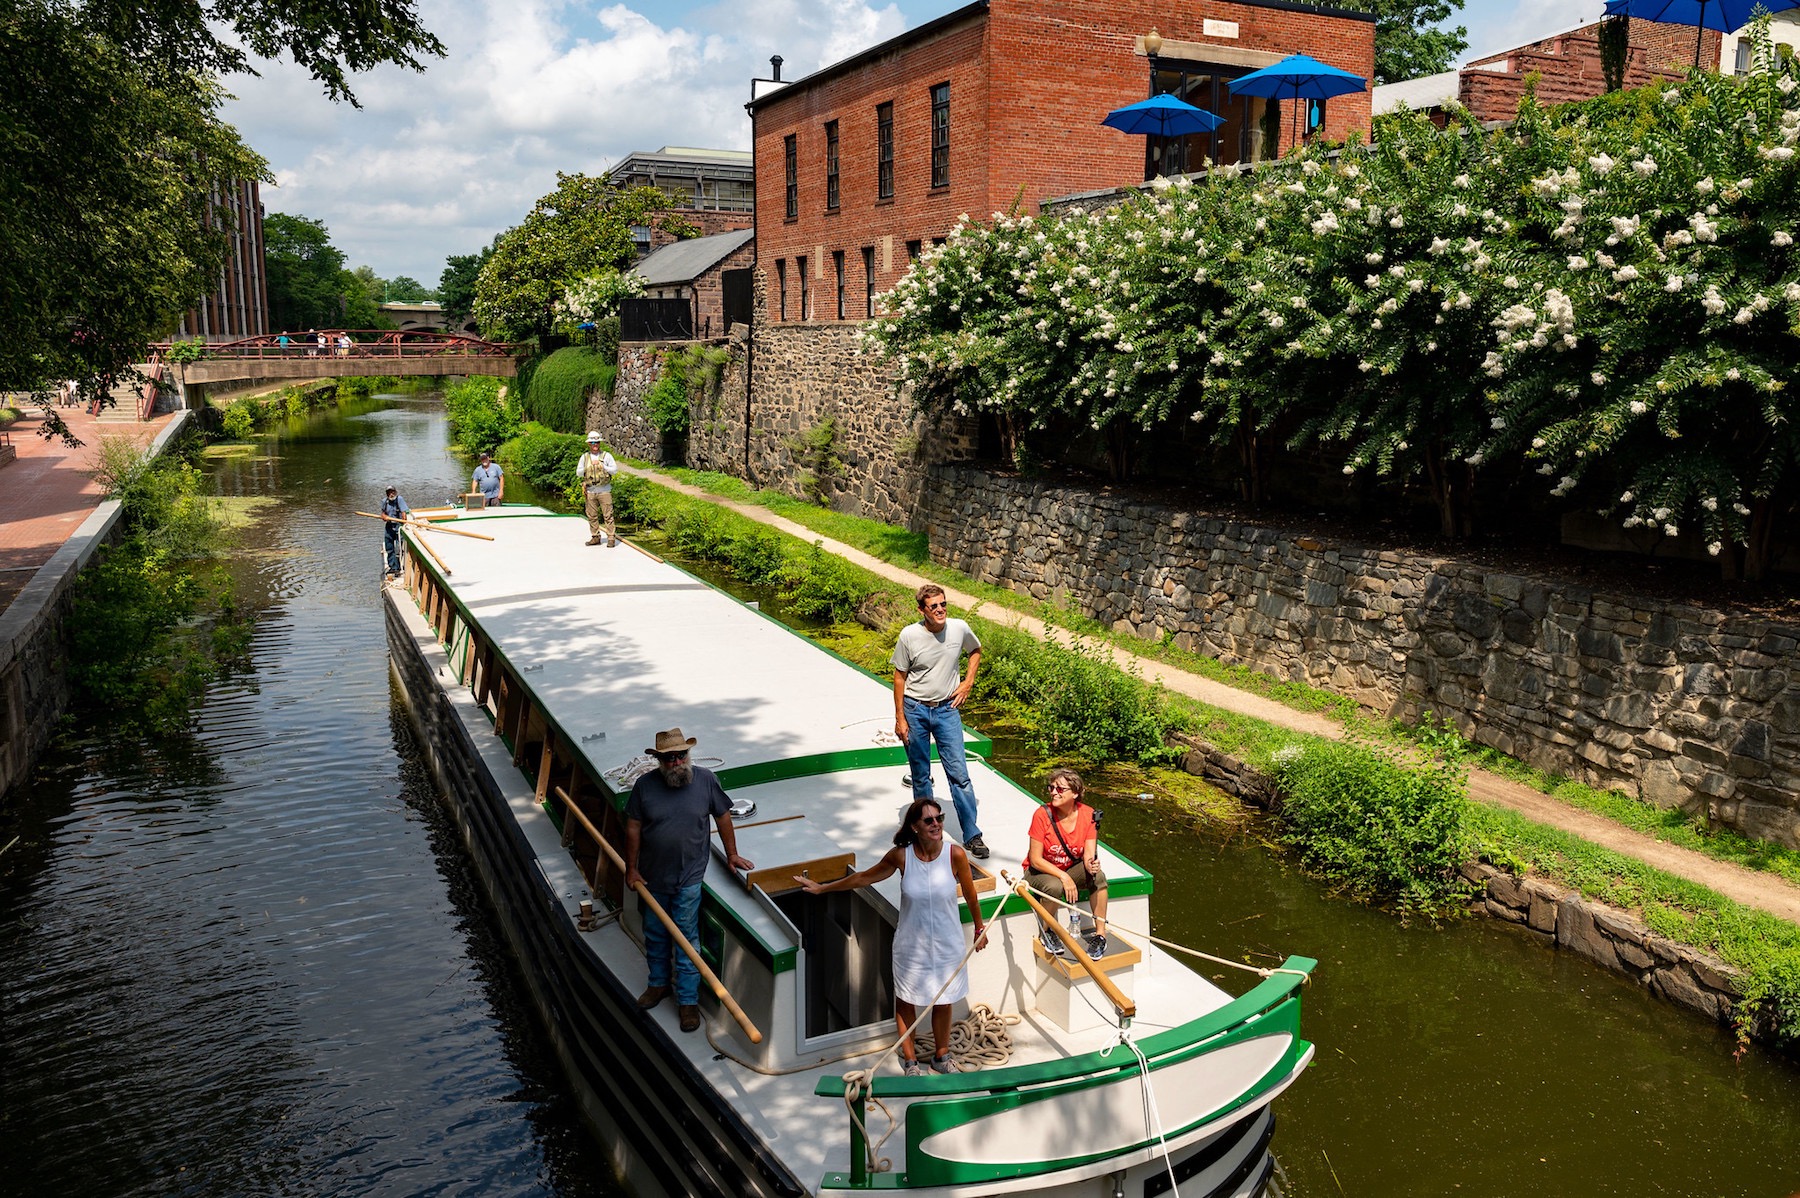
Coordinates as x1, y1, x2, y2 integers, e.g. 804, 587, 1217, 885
625, 466, 1800, 927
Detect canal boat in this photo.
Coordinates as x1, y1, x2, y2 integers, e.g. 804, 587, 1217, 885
383, 505, 1317, 1198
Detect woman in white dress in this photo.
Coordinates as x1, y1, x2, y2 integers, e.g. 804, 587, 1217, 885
795, 797, 988, 1075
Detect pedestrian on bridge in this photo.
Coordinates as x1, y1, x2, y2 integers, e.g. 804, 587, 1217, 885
472, 452, 504, 507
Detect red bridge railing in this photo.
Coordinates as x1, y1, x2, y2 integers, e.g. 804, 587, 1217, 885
154, 330, 517, 361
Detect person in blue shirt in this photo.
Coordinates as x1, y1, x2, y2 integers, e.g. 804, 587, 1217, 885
471, 452, 503, 506
380, 486, 410, 577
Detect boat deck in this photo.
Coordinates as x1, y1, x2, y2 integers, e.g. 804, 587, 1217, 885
392, 507, 1306, 1195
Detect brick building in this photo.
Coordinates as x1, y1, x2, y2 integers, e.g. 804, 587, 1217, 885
629, 228, 755, 339
1374, 18, 1725, 126
610, 146, 755, 251
175, 177, 268, 341
748, 0, 1375, 325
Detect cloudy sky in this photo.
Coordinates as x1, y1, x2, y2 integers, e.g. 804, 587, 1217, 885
221, 0, 1598, 289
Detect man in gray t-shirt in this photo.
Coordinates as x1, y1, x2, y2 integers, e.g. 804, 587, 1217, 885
892, 584, 987, 858
625, 727, 752, 1032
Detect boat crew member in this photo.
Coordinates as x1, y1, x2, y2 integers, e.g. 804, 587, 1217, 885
625, 728, 752, 1033
795, 797, 989, 1075
379, 486, 410, 577
471, 452, 504, 507
575, 432, 618, 547
1025, 768, 1109, 960
893, 584, 988, 858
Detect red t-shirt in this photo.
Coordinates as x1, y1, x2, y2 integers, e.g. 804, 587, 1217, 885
1025, 803, 1095, 873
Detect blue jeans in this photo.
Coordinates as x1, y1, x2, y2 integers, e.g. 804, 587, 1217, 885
644, 881, 704, 1005
903, 697, 981, 842
383, 530, 401, 574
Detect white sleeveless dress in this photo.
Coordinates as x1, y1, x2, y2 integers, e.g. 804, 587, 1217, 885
892, 843, 968, 1006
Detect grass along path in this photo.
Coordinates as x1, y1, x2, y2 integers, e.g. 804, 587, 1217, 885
622, 464, 1800, 928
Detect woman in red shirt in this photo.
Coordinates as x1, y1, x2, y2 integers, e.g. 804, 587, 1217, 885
1024, 768, 1109, 960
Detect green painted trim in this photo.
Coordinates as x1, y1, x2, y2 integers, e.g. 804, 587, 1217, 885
814, 957, 1315, 1102
714, 747, 911, 790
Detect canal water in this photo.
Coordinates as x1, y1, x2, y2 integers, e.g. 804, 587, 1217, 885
2, 395, 1798, 1198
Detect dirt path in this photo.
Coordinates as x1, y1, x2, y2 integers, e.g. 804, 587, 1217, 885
627, 467, 1800, 926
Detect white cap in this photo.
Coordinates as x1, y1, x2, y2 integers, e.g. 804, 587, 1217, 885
586, 431, 601, 442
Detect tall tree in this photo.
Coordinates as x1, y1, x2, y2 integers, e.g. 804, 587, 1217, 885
438, 244, 494, 326
1334, 0, 1468, 83
473, 174, 697, 341
264, 214, 347, 330
1, 0, 443, 437
385, 275, 433, 302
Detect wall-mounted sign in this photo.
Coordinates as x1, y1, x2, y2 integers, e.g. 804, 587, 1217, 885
1203, 19, 1240, 38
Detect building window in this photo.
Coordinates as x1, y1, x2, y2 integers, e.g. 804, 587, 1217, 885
798, 255, 809, 320
876, 102, 894, 200
833, 250, 846, 320
930, 82, 950, 187
1736, 39, 1754, 74
1146, 63, 1277, 175
906, 239, 922, 262
776, 258, 787, 321
784, 134, 798, 219
824, 118, 838, 209
862, 246, 876, 317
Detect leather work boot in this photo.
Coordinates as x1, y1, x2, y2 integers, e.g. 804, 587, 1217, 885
636, 985, 671, 1011
678, 1005, 701, 1032
585, 536, 603, 546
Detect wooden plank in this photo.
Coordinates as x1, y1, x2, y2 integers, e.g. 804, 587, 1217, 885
535, 732, 557, 804
746, 853, 856, 896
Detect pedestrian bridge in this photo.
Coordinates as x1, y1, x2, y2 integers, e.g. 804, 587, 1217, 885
164, 330, 521, 387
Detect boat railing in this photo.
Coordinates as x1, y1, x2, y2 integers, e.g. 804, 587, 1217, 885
815, 957, 1316, 1188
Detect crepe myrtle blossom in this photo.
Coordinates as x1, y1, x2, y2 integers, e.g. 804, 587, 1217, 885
1629, 400, 1648, 414
1588, 153, 1617, 175
1775, 231, 1794, 247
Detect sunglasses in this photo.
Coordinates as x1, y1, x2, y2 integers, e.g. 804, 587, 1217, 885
918, 813, 945, 825
655, 750, 690, 762
922, 601, 948, 611
1047, 783, 1075, 794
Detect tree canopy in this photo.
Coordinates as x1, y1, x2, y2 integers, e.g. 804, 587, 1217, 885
473, 174, 697, 341
1, 0, 441, 435
1334, 0, 1468, 83
438, 245, 494, 326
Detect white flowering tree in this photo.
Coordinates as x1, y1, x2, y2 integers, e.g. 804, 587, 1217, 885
1484, 26, 1800, 580
868, 25, 1800, 578
552, 267, 644, 334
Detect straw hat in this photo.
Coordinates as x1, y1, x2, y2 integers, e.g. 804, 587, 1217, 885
647, 728, 698, 755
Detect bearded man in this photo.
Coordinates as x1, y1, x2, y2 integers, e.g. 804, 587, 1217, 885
624, 728, 752, 1033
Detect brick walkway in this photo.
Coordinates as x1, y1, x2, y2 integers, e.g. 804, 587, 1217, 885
0, 405, 175, 615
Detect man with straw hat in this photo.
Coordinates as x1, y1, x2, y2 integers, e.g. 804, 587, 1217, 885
625, 728, 753, 1033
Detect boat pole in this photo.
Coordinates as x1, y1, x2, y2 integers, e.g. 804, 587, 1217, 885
404, 526, 454, 577
554, 787, 765, 1045
1010, 880, 1137, 1021
354, 512, 496, 541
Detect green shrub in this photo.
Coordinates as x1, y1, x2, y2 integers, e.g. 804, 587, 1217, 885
780, 542, 867, 623
443, 375, 521, 455
1271, 731, 1472, 915
525, 346, 615, 434
728, 527, 787, 587
643, 371, 690, 437
500, 424, 586, 504
977, 625, 1181, 766
70, 442, 249, 731
220, 400, 256, 440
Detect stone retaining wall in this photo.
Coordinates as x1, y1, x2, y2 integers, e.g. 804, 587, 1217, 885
593, 304, 976, 526
0, 412, 191, 802
1169, 733, 1749, 1036
926, 464, 1800, 848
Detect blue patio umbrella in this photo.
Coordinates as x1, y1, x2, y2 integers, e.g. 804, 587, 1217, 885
1102, 93, 1224, 137
1602, 0, 1800, 67
1228, 53, 1368, 151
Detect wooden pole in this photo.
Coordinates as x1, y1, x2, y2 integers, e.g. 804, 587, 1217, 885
1012, 881, 1136, 1021
411, 529, 453, 577
354, 511, 495, 541
555, 786, 764, 1044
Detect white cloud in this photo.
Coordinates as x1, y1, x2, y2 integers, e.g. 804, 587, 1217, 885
225, 0, 908, 285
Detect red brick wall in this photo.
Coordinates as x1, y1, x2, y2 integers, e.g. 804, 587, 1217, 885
751, 0, 1375, 322
1462, 21, 1722, 124
649, 209, 753, 250
690, 238, 756, 338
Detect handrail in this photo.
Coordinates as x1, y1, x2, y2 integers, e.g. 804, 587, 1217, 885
814, 956, 1316, 1099
138, 351, 163, 421
552, 785, 765, 1045
147, 331, 517, 360
1010, 880, 1135, 1020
